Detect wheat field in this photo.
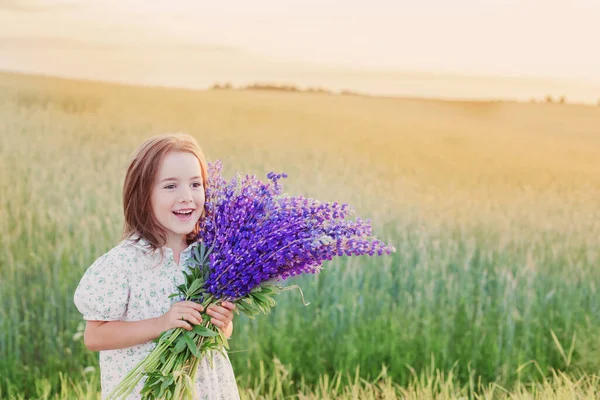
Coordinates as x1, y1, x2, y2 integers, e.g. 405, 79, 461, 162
1, 71, 600, 399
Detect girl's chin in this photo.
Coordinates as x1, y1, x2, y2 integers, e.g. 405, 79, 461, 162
170, 218, 198, 232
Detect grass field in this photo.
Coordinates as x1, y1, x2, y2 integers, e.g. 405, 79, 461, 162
1, 71, 599, 399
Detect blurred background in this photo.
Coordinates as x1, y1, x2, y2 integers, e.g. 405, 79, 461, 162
1, 1, 600, 399
2, 0, 600, 103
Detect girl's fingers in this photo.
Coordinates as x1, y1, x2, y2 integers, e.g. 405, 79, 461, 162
210, 318, 226, 328
201, 303, 235, 330
181, 313, 202, 325
208, 305, 230, 316
177, 319, 193, 330
180, 309, 203, 322
181, 301, 204, 312
221, 301, 236, 311
191, 310, 203, 320
206, 307, 228, 322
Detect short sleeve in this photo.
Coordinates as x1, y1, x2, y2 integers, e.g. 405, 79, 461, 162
73, 252, 130, 321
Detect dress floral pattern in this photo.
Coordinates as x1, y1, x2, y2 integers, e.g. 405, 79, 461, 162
74, 236, 241, 400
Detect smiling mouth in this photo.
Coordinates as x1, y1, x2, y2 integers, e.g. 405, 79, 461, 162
173, 209, 194, 220
173, 210, 194, 216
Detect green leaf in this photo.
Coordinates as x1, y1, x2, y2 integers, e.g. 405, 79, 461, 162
174, 337, 187, 354
183, 332, 201, 358
161, 377, 173, 392
234, 300, 251, 313
206, 242, 216, 258
194, 245, 202, 263
152, 332, 163, 344
157, 384, 166, 399
219, 330, 230, 350
240, 299, 263, 317
192, 325, 219, 337
186, 279, 203, 297
199, 243, 205, 263
250, 292, 268, 303
233, 301, 250, 316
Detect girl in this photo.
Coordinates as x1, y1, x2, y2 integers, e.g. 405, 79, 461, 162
74, 133, 241, 399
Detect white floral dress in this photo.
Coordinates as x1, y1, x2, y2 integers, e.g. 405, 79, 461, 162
73, 236, 241, 400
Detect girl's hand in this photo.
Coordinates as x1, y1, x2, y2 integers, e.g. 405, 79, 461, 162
157, 301, 205, 332
206, 301, 236, 337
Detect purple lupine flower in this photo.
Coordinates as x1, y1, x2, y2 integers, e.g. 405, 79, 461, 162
195, 161, 395, 300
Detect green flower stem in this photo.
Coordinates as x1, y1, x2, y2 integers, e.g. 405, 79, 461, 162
106, 337, 179, 399
108, 286, 220, 398
160, 353, 176, 375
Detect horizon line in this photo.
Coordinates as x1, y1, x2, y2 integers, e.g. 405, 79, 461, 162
2, 68, 599, 107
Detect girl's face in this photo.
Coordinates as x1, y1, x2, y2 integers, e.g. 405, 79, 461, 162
151, 151, 205, 248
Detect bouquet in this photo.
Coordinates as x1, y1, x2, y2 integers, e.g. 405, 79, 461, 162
107, 161, 396, 399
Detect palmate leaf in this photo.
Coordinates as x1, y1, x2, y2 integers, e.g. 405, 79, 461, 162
186, 279, 204, 298
232, 283, 298, 320
181, 270, 192, 284
202, 263, 211, 282
199, 242, 206, 264
236, 297, 260, 317
193, 245, 202, 264
233, 299, 255, 319
249, 291, 269, 304
186, 272, 200, 287
192, 242, 214, 266
249, 292, 277, 312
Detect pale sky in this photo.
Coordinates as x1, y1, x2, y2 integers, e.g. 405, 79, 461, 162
1, 0, 600, 101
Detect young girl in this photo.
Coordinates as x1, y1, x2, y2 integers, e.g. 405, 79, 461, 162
74, 133, 241, 399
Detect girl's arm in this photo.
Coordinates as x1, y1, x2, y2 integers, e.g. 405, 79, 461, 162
84, 318, 163, 351
84, 301, 205, 351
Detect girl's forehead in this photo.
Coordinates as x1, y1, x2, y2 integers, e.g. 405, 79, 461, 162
156, 151, 201, 177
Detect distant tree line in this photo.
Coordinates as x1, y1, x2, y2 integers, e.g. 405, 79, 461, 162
210, 82, 364, 97
529, 95, 567, 104
212, 83, 600, 105
530, 95, 600, 106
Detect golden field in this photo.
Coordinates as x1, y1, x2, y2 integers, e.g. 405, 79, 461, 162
1, 71, 600, 399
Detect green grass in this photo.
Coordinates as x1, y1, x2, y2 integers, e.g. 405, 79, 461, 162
1, 71, 600, 398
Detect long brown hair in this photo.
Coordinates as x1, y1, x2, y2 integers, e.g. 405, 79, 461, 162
121, 133, 208, 251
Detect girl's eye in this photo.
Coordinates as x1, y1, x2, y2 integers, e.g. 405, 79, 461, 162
192, 182, 203, 188
164, 184, 176, 189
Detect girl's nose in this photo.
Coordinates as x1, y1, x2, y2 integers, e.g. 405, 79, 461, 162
179, 188, 193, 202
